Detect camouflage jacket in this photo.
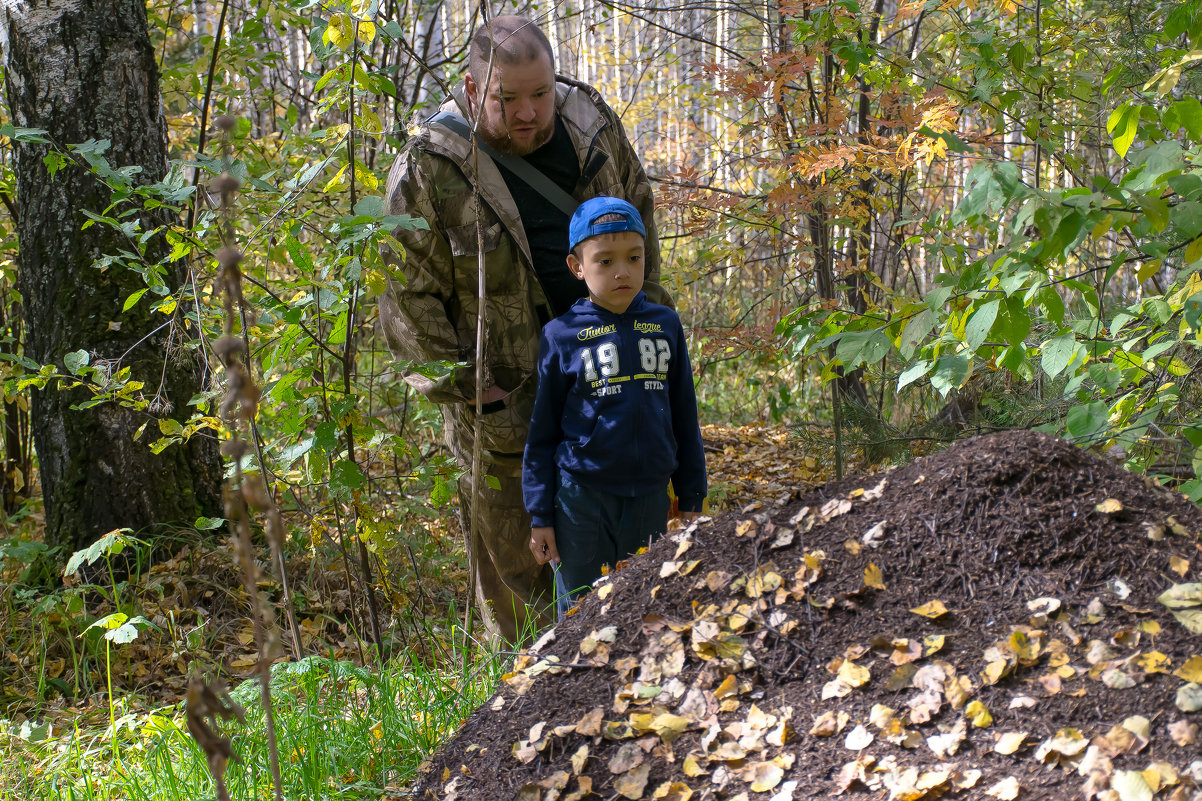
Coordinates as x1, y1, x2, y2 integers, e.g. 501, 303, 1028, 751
378, 76, 669, 458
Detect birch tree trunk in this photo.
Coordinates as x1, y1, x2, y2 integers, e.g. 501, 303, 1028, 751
5, 0, 221, 552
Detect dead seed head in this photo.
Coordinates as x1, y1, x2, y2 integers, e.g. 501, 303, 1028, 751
220, 439, 250, 459
146, 399, 174, 416
211, 174, 241, 196
216, 247, 242, 271
238, 384, 262, 418
213, 336, 243, 361
241, 478, 272, 510
215, 115, 238, 132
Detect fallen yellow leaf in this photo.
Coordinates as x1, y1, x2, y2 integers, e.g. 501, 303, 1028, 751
864, 562, 886, 590
837, 660, 871, 688
966, 700, 992, 728
1137, 651, 1171, 673
844, 724, 874, 750
614, 763, 650, 799
1112, 769, 1153, 801
571, 745, 589, 775
745, 761, 784, 793
994, 731, 1026, 754
910, 600, 948, 618
1167, 719, 1197, 746
1172, 655, 1202, 683
985, 777, 1020, 800
651, 781, 692, 801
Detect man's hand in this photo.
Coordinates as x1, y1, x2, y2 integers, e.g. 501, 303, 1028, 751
468, 384, 509, 409
680, 511, 701, 522
480, 385, 508, 403
530, 526, 559, 565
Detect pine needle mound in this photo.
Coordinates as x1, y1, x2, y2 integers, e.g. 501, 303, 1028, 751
415, 430, 1202, 801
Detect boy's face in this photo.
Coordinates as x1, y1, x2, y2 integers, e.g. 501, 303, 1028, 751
567, 230, 645, 314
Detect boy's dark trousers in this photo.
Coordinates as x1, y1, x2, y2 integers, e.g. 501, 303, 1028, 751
553, 473, 670, 611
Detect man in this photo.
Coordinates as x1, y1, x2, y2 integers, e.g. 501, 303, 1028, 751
378, 15, 670, 643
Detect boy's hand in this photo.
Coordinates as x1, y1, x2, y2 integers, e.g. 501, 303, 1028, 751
530, 526, 560, 565
680, 511, 701, 521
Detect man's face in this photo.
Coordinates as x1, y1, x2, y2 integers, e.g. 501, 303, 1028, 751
465, 52, 556, 156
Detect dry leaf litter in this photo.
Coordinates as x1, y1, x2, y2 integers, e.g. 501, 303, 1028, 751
414, 430, 1202, 801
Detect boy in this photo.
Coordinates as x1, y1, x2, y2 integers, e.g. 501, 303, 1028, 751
522, 196, 707, 605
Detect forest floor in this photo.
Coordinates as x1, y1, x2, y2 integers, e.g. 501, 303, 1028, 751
411, 430, 1202, 801
0, 424, 847, 726
6, 426, 1202, 801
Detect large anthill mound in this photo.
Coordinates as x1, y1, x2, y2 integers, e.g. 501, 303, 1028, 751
415, 431, 1202, 801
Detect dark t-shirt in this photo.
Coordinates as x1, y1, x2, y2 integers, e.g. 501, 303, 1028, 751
495, 116, 583, 317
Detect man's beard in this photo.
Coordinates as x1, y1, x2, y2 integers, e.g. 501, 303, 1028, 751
478, 114, 555, 157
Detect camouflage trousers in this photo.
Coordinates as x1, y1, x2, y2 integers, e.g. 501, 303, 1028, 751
455, 452, 555, 645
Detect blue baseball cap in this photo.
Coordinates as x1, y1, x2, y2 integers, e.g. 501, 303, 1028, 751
568, 196, 646, 252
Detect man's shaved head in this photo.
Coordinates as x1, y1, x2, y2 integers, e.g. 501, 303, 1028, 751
468, 15, 555, 86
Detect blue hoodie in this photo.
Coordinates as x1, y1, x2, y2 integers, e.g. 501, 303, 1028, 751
523, 291, 707, 527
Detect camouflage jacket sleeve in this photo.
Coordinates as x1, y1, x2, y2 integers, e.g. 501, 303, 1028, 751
377, 147, 474, 405
598, 103, 672, 308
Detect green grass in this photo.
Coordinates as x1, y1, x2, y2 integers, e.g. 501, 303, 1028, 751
1, 615, 508, 801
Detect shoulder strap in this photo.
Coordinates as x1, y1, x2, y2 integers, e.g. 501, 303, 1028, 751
430, 110, 579, 217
